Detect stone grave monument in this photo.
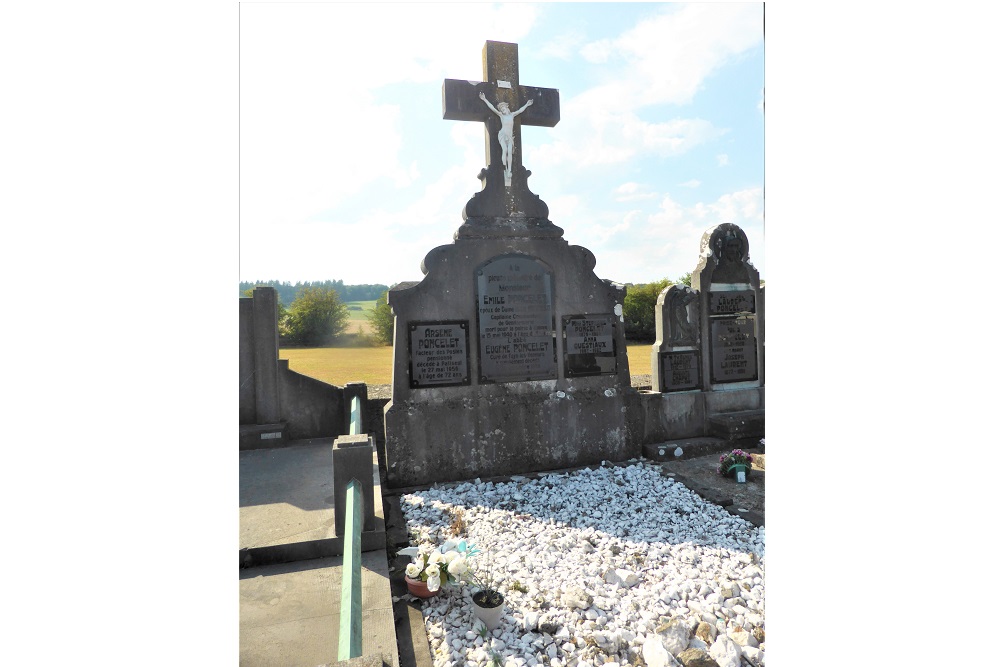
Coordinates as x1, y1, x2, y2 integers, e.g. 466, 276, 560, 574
644, 222, 764, 448
383, 41, 632, 488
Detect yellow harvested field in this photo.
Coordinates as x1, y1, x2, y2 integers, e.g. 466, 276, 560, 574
279, 342, 654, 388
280, 346, 393, 386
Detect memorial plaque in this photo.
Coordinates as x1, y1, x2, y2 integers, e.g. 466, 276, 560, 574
563, 314, 617, 377
709, 290, 755, 315
710, 316, 758, 383
408, 321, 470, 388
660, 351, 700, 392
476, 255, 556, 383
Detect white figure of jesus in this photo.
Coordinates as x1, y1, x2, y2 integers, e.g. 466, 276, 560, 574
479, 92, 533, 185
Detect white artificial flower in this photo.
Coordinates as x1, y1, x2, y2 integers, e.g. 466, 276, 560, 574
447, 556, 468, 576
443, 550, 459, 563
427, 572, 441, 592
428, 552, 445, 565
405, 562, 422, 579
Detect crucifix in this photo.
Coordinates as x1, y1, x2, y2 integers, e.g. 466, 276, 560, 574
443, 41, 560, 221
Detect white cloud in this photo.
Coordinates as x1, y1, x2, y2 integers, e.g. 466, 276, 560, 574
529, 4, 757, 172
540, 30, 586, 60
531, 106, 722, 168
574, 4, 762, 110
580, 38, 613, 64
239, 3, 541, 231
614, 182, 658, 202
717, 154, 730, 166
591, 187, 764, 283
679, 179, 701, 188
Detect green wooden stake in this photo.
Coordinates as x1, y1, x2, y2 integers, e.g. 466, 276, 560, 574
338, 479, 363, 660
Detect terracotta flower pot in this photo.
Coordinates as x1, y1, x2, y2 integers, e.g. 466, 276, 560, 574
405, 575, 439, 599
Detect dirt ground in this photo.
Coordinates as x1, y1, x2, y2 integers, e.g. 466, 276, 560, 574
660, 449, 765, 520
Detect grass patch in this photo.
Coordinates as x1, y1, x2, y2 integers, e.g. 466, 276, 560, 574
280, 345, 393, 386
626, 343, 652, 378
345, 300, 377, 335
279, 340, 655, 388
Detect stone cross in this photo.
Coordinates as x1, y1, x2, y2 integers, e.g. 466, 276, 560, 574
443, 41, 560, 223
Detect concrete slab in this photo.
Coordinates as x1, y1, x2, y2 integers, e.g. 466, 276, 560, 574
240, 440, 338, 550
240, 439, 385, 558
240, 551, 399, 667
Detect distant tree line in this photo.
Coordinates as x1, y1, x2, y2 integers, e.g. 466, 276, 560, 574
622, 273, 692, 341
239, 280, 389, 306
242, 274, 696, 346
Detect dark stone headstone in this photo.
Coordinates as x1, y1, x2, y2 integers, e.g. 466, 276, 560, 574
691, 223, 764, 389
383, 41, 634, 488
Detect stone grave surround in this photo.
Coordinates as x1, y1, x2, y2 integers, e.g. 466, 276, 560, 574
383, 41, 633, 488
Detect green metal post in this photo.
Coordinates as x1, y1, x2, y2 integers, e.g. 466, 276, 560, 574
338, 479, 363, 660
349, 396, 362, 435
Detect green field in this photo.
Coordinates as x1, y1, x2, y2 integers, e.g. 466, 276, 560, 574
343, 300, 377, 335
280, 342, 654, 387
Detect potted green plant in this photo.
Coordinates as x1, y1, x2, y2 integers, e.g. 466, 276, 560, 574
463, 552, 505, 630
718, 448, 754, 483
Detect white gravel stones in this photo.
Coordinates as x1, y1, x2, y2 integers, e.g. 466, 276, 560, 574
400, 461, 764, 667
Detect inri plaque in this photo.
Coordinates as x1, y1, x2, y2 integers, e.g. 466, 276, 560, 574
563, 314, 617, 377
408, 321, 470, 388
476, 255, 556, 383
710, 316, 758, 383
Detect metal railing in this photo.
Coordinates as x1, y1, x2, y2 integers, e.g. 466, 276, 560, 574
337, 478, 363, 660
337, 393, 367, 660
349, 395, 362, 435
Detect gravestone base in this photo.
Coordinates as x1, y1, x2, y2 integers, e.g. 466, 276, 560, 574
706, 409, 765, 441
384, 383, 631, 488
641, 436, 736, 462
240, 422, 288, 450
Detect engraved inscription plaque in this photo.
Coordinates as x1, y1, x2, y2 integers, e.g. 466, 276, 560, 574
476, 255, 556, 383
710, 316, 758, 383
661, 351, 700, 392
563, 314, 617, 377
409, 321, 470, 388
709, 290, 755, 315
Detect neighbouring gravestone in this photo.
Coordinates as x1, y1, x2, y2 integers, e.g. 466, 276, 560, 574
651, 223, 763, 393
637, 223, 764, 453
692, 223, 763, 390
383, 41, 632, 488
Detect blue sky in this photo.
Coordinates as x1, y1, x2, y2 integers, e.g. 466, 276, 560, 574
239, 3, 764, 287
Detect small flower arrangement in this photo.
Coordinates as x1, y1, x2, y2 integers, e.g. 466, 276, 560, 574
404, 539, 478, 592
464, 551, 504, 608
718, 448, 754, 476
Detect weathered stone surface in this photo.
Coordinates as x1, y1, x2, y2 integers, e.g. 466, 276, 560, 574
385, 238, 632, 487
708, 635, 742, 667
695, 621, 716, 644
691, 222, 764, 390
653, 618, 691, 657
676, 647, 720, 667
642, 635, 683, 667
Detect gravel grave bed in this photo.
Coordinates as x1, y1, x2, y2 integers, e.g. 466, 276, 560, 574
399, 461, 765, 667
